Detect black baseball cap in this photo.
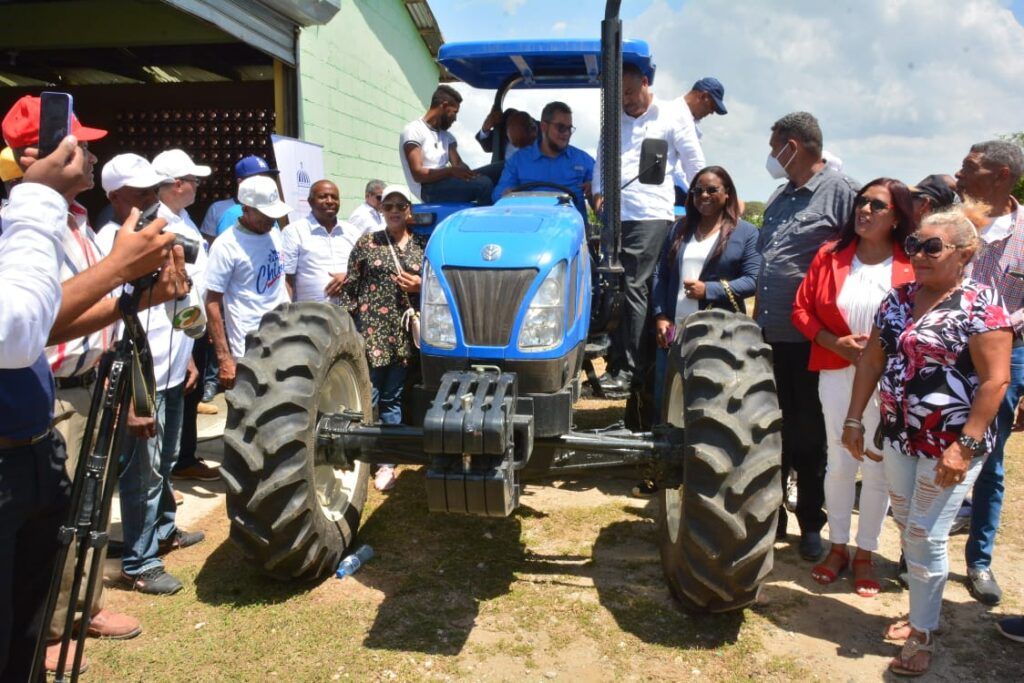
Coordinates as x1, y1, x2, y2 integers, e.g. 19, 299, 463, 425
909, 174, 958, 209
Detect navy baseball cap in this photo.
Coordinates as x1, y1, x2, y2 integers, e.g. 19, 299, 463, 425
692, 77, 727, 115
234, 155, 279, 180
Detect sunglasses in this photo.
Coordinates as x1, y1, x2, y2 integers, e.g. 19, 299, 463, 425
691, 185, 722, 196
382, 201, 409, 212
548, 122, 575, 134
854, 196, 890, 212
904, 234, 958, 258
372, 194, 383, 202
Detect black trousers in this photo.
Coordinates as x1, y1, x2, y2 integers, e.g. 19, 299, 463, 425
609, 219, 672, 380
0, 431, 71, 681
770, 341, 827, 535
177, 335, 211, 470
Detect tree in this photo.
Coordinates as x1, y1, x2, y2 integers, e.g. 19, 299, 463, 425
742, 200, 766, 228
1000, 132, 1024, 203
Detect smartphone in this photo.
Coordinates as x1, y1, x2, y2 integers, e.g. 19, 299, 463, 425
1008, 269, 1024, 281
38, 91, 73, 158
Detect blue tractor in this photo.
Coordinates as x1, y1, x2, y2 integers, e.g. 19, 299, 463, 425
221, 2, 782, 613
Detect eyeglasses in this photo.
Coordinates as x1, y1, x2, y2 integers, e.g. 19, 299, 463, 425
904, 234, 958, 258
179, 176, 201, 187
382, 201, 409, 212
854, 196, 890, 212
690, 185, 722, 196
547, 122, 575, 134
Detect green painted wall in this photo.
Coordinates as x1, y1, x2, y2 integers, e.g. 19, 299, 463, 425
298, 0, 438, 214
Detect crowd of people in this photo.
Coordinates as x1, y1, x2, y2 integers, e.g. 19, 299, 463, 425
2, 60, 1023, 679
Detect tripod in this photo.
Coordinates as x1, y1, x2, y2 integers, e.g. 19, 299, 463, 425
29, 287, 157, 683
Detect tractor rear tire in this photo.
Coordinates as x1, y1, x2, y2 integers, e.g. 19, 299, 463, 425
220, 302, 373, 581
657, 310, 782, 612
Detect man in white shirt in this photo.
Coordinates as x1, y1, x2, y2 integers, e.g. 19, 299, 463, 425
347, 179, 385, 234
671, 77, 725, 203
115, 148, 209, 596
205, 175, 292, 391
400, 85, 492, 205
593, 62, 706, 392
282, 179, 362, 303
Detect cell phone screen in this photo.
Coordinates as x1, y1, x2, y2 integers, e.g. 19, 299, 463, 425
38, 91, 73, 158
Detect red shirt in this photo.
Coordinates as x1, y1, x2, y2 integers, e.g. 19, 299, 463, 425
792, 240, 915, 370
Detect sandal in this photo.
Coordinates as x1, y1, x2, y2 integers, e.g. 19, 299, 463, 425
810, 545, 849, 585
853, 554, 881, 598
889, 631, 933, 677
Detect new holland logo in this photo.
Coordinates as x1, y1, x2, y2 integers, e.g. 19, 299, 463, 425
481, 244, 502, 261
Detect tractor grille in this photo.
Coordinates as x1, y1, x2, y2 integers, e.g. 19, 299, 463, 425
443, 267, 538, 346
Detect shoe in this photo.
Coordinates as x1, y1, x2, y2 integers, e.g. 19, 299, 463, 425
948, 515, 970, 535
889, 631, 934, 677
45, 639, 88, 674
158, 528, 206, 555
173, 489, 184, 506
967, 567, 1002, 605
374, 465, 397, 492
202, 381, 218, 403
196, 401, 219, 415
171, 460, 220, 481
121, 567, 182, 595
997, 616, 1024, 643
81, 609, 142, 640
799, 532, 823, 561
631, 479, 658, 497
810, 544, 849, 585
597, 371, 632, 393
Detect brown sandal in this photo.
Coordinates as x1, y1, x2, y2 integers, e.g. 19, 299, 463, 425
889, 632, 934, 677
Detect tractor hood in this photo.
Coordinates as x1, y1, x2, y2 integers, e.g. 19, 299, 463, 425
425, 195, 585, 271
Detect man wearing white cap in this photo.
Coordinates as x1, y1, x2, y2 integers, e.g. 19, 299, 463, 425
205, 175, 292, 391
116, 149, 210, 595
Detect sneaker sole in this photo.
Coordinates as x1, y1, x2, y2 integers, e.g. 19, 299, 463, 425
83, 625, 143, 640
997, 624, 1024, 643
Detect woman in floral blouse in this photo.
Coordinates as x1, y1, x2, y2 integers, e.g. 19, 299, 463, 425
842, 203, 1011, 677
341, 185, 427, 491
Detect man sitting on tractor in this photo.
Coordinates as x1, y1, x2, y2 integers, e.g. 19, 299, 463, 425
492, 101, 594, 222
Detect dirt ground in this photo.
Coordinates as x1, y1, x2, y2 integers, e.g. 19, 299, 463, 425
86, 397, 1022, 682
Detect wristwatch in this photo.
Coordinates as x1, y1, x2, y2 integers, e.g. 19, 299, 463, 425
957, 433, 983, 454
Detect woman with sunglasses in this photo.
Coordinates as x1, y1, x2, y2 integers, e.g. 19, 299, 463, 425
842, 203, 1011, 677
341, 185, 427, 492
646, 166, 760, 487
792, 178, 915, 597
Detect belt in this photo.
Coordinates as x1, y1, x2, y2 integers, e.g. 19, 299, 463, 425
55, 367, 98, 390
0, 428, 52, 450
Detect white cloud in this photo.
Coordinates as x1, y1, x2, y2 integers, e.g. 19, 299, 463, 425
552, 21, 568, 33
503, 0, 526, 15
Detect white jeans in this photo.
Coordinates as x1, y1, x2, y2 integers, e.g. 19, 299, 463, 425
818, 366, 890, 550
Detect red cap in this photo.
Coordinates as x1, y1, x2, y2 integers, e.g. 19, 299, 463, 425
2, 95, 108, 148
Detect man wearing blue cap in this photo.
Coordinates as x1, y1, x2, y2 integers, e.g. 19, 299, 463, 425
672, 77, 728, 205
199, 155, 280, 241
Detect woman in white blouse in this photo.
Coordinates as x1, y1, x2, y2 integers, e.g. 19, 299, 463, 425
792, 178, 917, 596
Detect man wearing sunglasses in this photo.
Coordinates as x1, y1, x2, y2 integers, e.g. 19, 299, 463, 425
955, 140, 1024, 607
348, 179, 386, 235
492, 101, 594, 221
756, 111, 859, 561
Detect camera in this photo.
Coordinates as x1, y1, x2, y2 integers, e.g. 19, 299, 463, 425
136, 203, 199, 264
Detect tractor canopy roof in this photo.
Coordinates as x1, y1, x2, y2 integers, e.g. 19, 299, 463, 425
437, 39, 654, 90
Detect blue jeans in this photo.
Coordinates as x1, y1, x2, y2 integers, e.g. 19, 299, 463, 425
419, 175, 493, 205
885, 443, 986, 633
965, 344, 1024, 569
119, 384, 184, 575
370, 364, 407, 426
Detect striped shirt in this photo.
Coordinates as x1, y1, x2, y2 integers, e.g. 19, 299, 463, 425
45, 202, 115, 378
965, 199, 1024, 333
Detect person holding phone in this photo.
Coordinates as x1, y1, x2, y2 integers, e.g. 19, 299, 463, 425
792, 178, 916, 596
842, 203, 1011, 677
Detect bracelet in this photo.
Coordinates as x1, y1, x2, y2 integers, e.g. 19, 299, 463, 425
843, 418, 865, 431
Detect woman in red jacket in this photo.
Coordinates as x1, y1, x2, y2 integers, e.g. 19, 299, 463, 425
792, 177, 916, 596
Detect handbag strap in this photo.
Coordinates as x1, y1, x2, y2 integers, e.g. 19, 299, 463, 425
720, 279, 741, 313
384, 231, 415, 310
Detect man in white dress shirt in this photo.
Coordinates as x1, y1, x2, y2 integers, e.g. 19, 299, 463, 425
347, 179, 385, 234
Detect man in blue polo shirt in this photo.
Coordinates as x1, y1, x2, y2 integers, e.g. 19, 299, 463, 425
492, 101, 595, 221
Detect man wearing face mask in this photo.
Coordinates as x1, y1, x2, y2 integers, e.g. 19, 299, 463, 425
399, 85, 492, 205
756, 111, 859, 561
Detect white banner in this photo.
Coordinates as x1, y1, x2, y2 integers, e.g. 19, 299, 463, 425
271, 134, 324, 224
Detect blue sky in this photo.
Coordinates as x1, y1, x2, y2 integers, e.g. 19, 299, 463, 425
429, 0, 1024, 200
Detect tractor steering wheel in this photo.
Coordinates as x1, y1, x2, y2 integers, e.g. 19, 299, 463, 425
507, 181, 578, 197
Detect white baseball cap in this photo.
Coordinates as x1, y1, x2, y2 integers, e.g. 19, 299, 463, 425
101, 153, 169, 195
238, 175, 291, 219
152, 148, 211, 179
380, 184, 414, 205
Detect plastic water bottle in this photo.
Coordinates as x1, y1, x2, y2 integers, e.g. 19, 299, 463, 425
335, 544, 374, 579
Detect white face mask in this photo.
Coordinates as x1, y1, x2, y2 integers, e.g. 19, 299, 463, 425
766, 142, 794, 179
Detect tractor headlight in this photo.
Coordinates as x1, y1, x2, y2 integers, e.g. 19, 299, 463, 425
421, 262, 456, 349
518, 261, 565, 351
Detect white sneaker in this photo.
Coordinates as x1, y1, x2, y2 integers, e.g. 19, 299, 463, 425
374, 465, 397, 492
